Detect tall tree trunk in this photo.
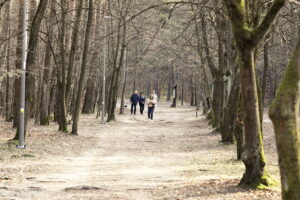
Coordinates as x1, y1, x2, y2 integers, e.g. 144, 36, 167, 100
4, 1, 11, 121
40, 1, 55, 125
260, 41, 269, 119
190, 74, 194, 106
220, 71, 240, 143
223, 0, 286, 188
234, 93, 244, 160
210, 73, 224, 127
71, 0, 93, 135
171, 85, 177, 108
13, 0, 48, 139
57, 0, 68, 132
13, 0, 26, 129
65, 0, 84, 101
82, 1, 101, 114
167, 75, 171, 101
120, 49, 127, 115
181, 71, 184, 106
107, 15, 127, 122
269, 34, 300, 200
238, 48, 270, 187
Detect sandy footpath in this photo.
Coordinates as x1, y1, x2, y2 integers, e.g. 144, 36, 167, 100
0, 103, 281, 200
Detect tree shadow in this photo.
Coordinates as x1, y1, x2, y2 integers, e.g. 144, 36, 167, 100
153, 179, 280, 199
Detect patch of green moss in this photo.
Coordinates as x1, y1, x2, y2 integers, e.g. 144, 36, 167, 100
11, 155, 19, 159
61, 126, 68, 133
40, 118, 49, 126
22, 153, 35, 158
240, 171, 279, 190
48, 115, 54, 121
206, 111, 212, 120
255, 172, 279, 189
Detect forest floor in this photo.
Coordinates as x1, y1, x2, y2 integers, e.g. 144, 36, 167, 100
0, 102, 281, 200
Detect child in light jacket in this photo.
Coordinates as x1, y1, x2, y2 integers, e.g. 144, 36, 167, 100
146, 94, 157, 120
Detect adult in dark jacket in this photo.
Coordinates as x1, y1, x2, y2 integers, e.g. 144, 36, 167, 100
130, 90, 140, 115
139, 92, 146, 115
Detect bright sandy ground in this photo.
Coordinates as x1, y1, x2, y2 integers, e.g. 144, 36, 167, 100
0, 103, 281, 200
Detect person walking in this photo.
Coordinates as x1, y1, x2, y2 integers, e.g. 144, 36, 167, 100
151, 89, 158, 108
147, 94, 157, 120
139, 92, 146, 115
130, 90, 140, 115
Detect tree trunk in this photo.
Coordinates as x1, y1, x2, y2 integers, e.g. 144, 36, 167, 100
4, 1, 11, 121
81, 68, 97, 114
13, 0, 48, 139
167, 75, 171, 101
269, 35, 300, 200
120, 49, 127, 115
71, 0, 93, 135
261, 41, 269, 111
238, 48, 270, 187
65, 0, 84, 101
171, 85, 177, 108
57, 0, 68, 132
48, 72, 56, 119
190, 75, 194, 106
82, 2, 101, 114
13, 0, 26, 129
234, 94, 244, 160
210, 73, 224, 127
181, 71, 185, 106
107, 17, 126, 122
220, 71, 240, 143
40, 1, 55, 125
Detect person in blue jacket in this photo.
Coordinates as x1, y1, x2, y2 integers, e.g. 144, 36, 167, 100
130, 90, 140, 115
139, 92, 146, 115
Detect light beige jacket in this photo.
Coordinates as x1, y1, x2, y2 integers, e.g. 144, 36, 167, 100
146, 98, 157, 108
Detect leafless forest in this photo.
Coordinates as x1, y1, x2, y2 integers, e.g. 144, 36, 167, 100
1, 0, 300, 199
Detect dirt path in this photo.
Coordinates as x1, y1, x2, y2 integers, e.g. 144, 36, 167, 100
0, 104, 281, 200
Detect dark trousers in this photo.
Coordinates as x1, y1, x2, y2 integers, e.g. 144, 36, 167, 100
131, 103, 137, 114
148, 107, 155, 119
139, 103, 145, 114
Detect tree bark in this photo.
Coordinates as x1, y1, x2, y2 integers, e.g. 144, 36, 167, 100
260, 41, 269, 122
107, 16, 127, 122
13, 0, 26, 129
71, 0, 94, 135
13, 0, 48, 139
238, 48, 270, 187
120, 49, 127, 115
82, 2, 102, 114
190, 74, 194, 106
65, 0, 84, 102
4, 1, 11, 121
167, 75, 171, 101
220, 71, 240, 143
223, 0, 286, 188
40, 1, 55, 125
57, 0, 68, 132
269, 34, 300, 200
234, 94, 244, 160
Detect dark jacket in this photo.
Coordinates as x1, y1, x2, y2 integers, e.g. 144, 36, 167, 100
130, 94, 140, 104
139, 96, 145, 105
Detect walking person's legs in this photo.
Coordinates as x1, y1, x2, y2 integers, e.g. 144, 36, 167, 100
150, 107, 154, 119
133, 103, 137, 115
140, 104, 144, 115
148, 107, 151, 119
139, 103, 142, 114
131, 103, 134, 114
